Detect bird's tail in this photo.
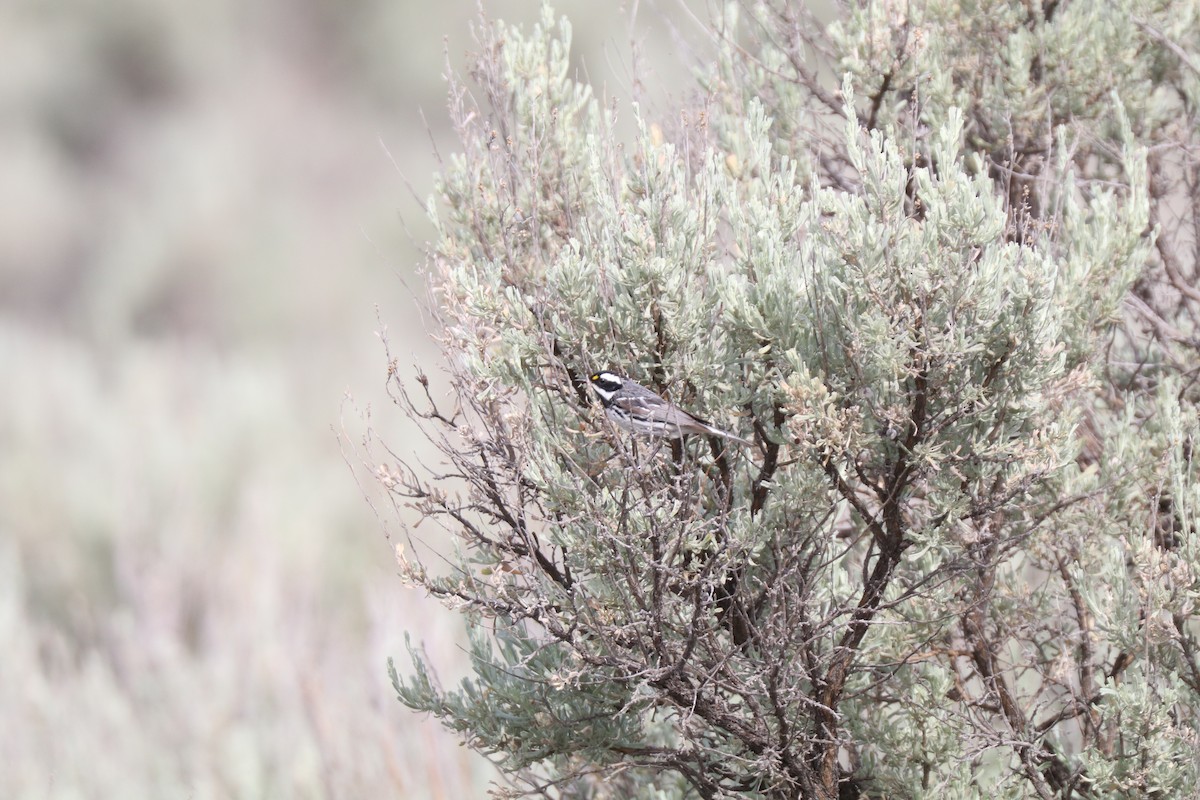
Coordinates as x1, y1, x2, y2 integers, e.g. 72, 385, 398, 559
705, 424, 752, 446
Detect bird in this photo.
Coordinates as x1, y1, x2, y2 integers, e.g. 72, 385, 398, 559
587, 370, 751, 446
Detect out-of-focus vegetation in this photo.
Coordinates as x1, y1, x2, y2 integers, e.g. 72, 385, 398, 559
0, 1, 693, 796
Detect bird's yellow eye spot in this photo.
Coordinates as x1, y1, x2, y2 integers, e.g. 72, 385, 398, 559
590, 374, 599, 381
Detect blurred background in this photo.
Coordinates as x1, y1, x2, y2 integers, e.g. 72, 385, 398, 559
0, 1, 701, 797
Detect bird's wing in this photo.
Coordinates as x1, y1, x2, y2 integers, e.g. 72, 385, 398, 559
612, 393, 750, 444
611, 394, 702, 426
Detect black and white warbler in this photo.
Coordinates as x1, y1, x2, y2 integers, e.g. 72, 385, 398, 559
587, 370, 751, 446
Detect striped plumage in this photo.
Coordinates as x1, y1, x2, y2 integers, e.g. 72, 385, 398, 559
587, 371, 751, 446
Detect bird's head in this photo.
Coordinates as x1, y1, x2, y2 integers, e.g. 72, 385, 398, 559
588, 370, 624, 402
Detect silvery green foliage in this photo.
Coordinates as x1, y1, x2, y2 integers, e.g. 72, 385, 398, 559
381, 3, 1200, 798
831, 0, 1197, 146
